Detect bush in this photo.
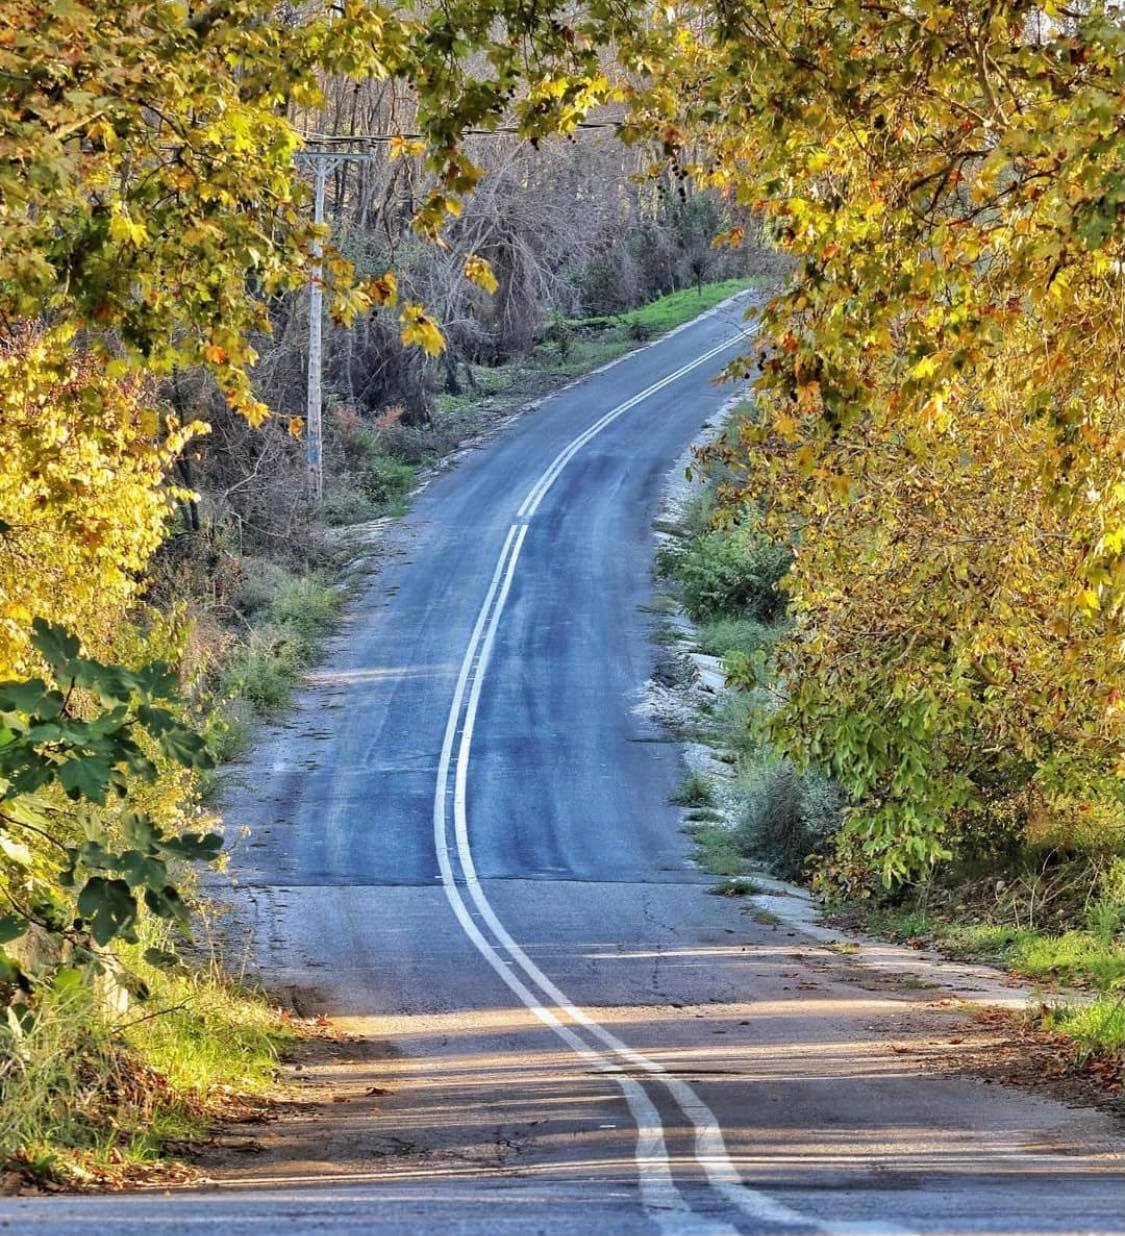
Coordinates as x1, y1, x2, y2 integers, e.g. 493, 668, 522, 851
221, 628, 303, 714
269, 574, 341, 642
232, 558, 294, 618
322, 479, 378, 527
734, 758, 843, 881
671, 771, 716, 807
379, 420, 462, 464
219, 575, 340, 715
0, 927, 292, 1181
357, 454, 415, 508
698, 615, 780, 660
671, 525, 791, 623
545, 314, 576, 358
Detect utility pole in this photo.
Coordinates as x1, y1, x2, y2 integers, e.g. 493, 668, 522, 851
296, 146, 373, 503
306, 155, 328, 502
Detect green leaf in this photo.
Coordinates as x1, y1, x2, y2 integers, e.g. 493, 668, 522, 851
143, 883, 190, 926
58, 755, 113, 803
159, 830, 223, 863
118, 850, 168, 889
5, 755, 54, 798
130, 661, 178, 700
51, 967, 84, 996
142, 947, 181, 970
76, 877, 137, 946
0, 949, 24, 988
71, 661, 136, 705
158, 725, 214, 770
30, 619, 81, 680
0, 678, 63, 718
0, 913, 28, 944
136, 704, 178, 736
120, 812, 160, 849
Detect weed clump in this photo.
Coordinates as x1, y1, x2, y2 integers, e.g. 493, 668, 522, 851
665, 524, 790, 624
733, 760, 843, 882
671, 771, 716, 808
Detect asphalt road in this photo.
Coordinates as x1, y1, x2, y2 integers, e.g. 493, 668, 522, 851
5, 297, 1123, 1234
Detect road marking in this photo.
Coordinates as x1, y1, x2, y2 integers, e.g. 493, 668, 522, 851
515, 334, 737, 519
433, 526, 734, 1235
433, 328, 917, 1235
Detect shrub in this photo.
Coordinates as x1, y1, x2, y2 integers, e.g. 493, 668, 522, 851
734, 758, 843, 881
0, 926, 292, 1180
671, 771, 716, 808
379, 420, 461, 464
672, 525, 791, 623
698, 615, 780, 660
221, 628, 302, 714
358, 454, 415, 508
233, 558, 295, 618
545, 314, 576, 358
269, 574, 341, 642
322, 479, 378, 527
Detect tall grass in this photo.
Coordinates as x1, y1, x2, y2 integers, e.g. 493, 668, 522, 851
0, 921, 293, 1179
220, 570, 342, 718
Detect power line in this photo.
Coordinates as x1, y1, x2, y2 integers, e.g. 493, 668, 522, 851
295, 121, 620, 145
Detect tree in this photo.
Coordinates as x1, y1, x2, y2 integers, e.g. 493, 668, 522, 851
617, 0, 1124, 882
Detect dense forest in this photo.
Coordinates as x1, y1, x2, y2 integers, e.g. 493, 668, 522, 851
0, 0, 1121, 1183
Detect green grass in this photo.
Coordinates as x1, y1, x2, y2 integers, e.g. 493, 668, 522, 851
697, 615, 781, 660
122, 947, 294, 1098
709, 877, 761, 897
867, 910, 1125, 990
687, 823, 747, 877
747, 906, 782, 926
571, 279, 754, 334
1042, 995, 1125, 1058
434, 279, 756, 420
219, 570, 342, 719
0, 925, 296, 1183
671, 771, 716, 808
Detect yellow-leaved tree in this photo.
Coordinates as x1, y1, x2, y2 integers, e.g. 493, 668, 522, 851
0, 329, 204, 678
614, 0, 1125, 883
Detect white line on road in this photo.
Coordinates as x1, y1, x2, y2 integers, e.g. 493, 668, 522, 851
432, 525, 735, 1236
515, 334, 737, 519
433, 324, 916, 1235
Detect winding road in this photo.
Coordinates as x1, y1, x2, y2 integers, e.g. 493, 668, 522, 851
6, 296, 1123, 1233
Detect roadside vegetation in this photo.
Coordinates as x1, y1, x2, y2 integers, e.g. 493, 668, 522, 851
0, 273, 754, 1185
657, 409, 1124, 1081
0, 947, 295, 1188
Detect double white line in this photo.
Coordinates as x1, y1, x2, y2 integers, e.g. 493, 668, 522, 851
431, 326, 906, 1234
516, 336, 735, 520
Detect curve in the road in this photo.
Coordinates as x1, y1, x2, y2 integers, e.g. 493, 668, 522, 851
432, 308, 914, 1236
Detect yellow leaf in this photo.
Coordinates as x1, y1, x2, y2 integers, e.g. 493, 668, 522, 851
108, 206, 148, 247
389, 135, 426, 160
463, 255, 499, 294
399, 303, 446, 356
368, 271, 398, 307
1077, 588, 1100, 615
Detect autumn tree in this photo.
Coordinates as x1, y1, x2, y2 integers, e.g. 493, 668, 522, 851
616, 0, 1125, 882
